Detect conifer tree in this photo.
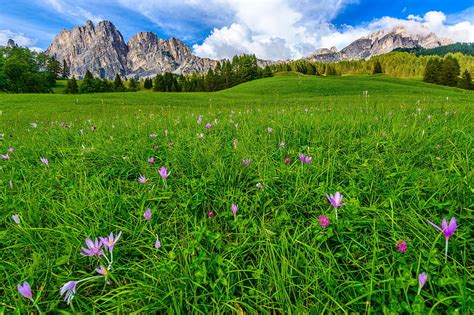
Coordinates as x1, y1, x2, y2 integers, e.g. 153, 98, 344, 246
64, 76, 78, 94
372, 60, 383, 74
62, 59, 70, 79
457, 70, 473, 90
113, 74, 125, 92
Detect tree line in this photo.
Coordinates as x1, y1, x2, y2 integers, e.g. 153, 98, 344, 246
64, 71, 139, 94
0, 46, 69, 93
394, 43, 474, 57
423, 55, 473, 90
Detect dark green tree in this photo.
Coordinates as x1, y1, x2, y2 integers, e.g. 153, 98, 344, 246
372, 60, 383, 74
113, 74, 125, 92
144, 78, 153, 89
457, 70, 473, 90
61, 59, 70, 79
128, 77, 139, 92
79, 70, 96, 93
64, 76, 78, 94
440, 55, 460, 86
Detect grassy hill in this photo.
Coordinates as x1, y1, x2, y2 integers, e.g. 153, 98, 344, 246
0, 75, 472, 313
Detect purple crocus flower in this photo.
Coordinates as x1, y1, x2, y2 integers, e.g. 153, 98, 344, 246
299, 153, 305, 162
327, 192, 345, 219
81, 237, 103, 257
40, 157, 48, 165
17, 282, 33, 301
197, 115, 203, 124
148, 157, 155, 164
101, 231, 122, 254
205, 123, 212, 129
138, 175, 148, 184
95, 265, 108, 276
417, 272, 427, 295
428, 217, 457, 262
284, 156, 292, 165
8, 147, 14, 153
304, 156, 312, 164
208, 211, 214, 217
318, 215, 330, 227
231, 204, 238, 217
60, 281, 77, 305
396, 241, 407, 253
12, 214, 20, 224
144, 208, 152, 220
1, 154, 10, 160
158, 166, 169, 179
155, 237, 161, 249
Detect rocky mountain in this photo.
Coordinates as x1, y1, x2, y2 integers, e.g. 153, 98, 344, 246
305, 26, 453, 62
46, 20, 217, 79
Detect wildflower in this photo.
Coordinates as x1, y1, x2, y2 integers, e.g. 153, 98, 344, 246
267, 127, 273, 133
153, 145, 159, 150
17, 282, 33, 301
148, 157, 155, 164
234, 123, 238, 129
205, 123, 212, 129
9, 180, 13, 188
327, 192, 345, 219
138, 175, 148, 184
304, 156, 312, 164
60, 281, 77, 305
233, 139, 238, 149
155, 237, 161, 249
144, 208, 152, 220
7, 147, 14, 153
198, 133, 204, 139
241, 159, 251, 166
197, 115, 203, 124
256, 182, 263, 189
427, 217, 457, 262
164, 129, 169, 136
40, 157, 48, 165
81, 238, 103, 257
31, 123, 38, 128
318, 216, 330, 227
101, 231, 122, 254
208, 211, 214, 217
417, 272, 427, 295
231, 204, 238, 217
299, 153, 305, 162
284, 156, 292, 165
12, 214, 20, 224
279, 142, 285, 148
158, 166, 169, 179
396, 241, 407, 253
95, 265, 108, 275
149, 133, 158, 138
79, 129, 84, 134
1, 154, 9, 160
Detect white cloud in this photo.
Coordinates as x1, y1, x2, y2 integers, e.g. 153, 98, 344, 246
0, 29, 35, 47
40, 0, 104, 23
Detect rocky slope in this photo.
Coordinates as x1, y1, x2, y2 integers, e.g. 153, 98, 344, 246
305, 26, 452, 62
46, 20, 216, 79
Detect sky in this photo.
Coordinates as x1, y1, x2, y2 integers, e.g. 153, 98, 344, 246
0, 0, 473, 60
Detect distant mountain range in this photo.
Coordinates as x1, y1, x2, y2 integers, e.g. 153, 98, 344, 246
20, 20, 455, 79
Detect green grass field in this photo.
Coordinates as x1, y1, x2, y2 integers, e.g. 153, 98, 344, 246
1, 74, 473, 313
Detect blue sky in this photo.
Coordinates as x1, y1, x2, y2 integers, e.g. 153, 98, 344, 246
1, 0, 473, 60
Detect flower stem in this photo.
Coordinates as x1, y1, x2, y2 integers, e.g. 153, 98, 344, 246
77, 275, 104, 284
34, 303, 42, 313
445, 238, 449, 264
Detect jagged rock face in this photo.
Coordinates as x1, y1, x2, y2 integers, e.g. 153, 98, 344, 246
46, 20, 128, 79
305, 26, 453, 62
126, 32, 217, 77
6, 39, 18, 48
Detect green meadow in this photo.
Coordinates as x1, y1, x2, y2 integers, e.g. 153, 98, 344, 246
1, 74, 473, 313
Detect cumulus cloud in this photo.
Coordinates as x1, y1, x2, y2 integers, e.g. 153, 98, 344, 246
194, 5, 474, 60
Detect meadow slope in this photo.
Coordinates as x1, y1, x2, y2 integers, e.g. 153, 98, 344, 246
0, 75, 473, 313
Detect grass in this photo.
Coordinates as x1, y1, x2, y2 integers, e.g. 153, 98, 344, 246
0, 74, 473, 313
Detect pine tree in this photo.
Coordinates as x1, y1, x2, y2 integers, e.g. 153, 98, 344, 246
79, 70, 95, 93
457, 70, 473, 90
440, 55, 460, 86
113, 74, 125, 92
62, 60, 70, 79
128, 77, 139, 92
144, 78, 153, 89
372, 60, 383, 74
64, 76, 78, 94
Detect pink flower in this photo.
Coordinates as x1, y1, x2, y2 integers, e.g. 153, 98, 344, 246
60, 281, 77, 305
205, 123, 212, 129
1, 154, 10, 160
138, 175, 148, 184
284, 156, 292, 165
153, 145, 159, 150
148, 157, 155, 164
304, 156, 312, 164
12, 214, 20, 224
101, 231, 122, 254
158, 166, 169, 179
427, 217, 457, 262
208, 211, 214, 217
40, 157, 48, 165
299, 153, 305, 162
231, 204, 238, 217
197, 115, 203, 124
155, 237, 161, 249
81, 237, 103, 257
241, 159, 251, 166
144, 208, 152, 220
95, 265, 108, 275
418, 272, 428, 295
318, 215, 330, 227
7, 147, 14, 153
17, 282, 33, 301
396, 241, 407, 253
